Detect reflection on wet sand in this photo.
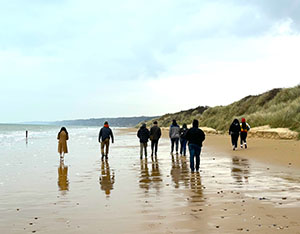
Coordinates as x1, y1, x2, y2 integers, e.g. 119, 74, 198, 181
139, 159, 163, 193
231, 156, 250, 185
58, 159, 69, 193
151, 160, 163, 194
171, 155, 189, 189
139, 159, 151, 192
99, 161, 115, 197
189, 172, 204, 203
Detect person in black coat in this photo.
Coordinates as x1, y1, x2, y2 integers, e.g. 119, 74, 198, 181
137, 123, 150, 159
185, 119, 205, 172
179, 123, 188, 156
149, 121, 162, 157
229, 118, 241, 150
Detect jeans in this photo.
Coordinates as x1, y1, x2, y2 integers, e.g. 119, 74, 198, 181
151, 139, 159, 156
140, 143, 147, 158
188, 144, 202, 172
171, 138, 179, 153
180, 138, 187, 156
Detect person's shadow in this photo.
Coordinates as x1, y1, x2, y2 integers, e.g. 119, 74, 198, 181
151, 159, 163, 193
189, 172, 204, 204
231, 156, 250, 185
58, 158, 69, 193
99, 161, 115, 197
171, 154, 181, 188
139, 158, 151, 193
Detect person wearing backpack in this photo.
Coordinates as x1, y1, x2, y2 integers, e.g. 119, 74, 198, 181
169, 119, 180, 155
240, 118, 250, 148
179, 123, 188, 156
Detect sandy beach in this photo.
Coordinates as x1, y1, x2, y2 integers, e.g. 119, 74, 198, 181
1, 125, 300, 233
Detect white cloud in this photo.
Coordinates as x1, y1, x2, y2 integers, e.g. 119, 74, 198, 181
0, 0, 300, 122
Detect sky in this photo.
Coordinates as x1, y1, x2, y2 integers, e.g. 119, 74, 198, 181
0, 0, 300, 123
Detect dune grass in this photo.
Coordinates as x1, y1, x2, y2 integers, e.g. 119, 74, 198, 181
144, 85, 300, 138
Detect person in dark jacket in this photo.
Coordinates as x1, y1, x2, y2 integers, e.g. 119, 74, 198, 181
149, 121, 161, 158
169, 119, 180, 155
137, 123, 150, 159
229, 118, 241, 150
98, 121, 114, 160
179, 123, 188, 156
185, 119, 205, 172
240, 118, 250, 149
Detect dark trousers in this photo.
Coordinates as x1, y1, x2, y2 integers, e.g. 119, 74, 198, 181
188, 144, 201, 171
180, 138, 187, 156
140, 143, 147, 157
151, 139, 159, 155
231, 133, 239, 147
171, 138, 179, 153
240, 132, 247, 144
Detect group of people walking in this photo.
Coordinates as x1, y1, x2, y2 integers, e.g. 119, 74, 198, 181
229, 118, 250, 150
57, 117, 250, 173
137, 119, 205, 173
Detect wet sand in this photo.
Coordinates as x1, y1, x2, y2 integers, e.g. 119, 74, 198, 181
1, 127, 300, 233
205, 134, 300, 169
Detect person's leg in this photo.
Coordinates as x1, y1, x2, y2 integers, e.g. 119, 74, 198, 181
189, 144, 195, 172
231, 134, 238, 150
175, 138, 179, 153
151, 140, 154, 156
140, 143, 143, 159
195, 146, 201, 171
171, 139, 175, 153
244, 133, 248, 148
235, 134, 239, 148
154, 140, 158, 156
101, 141, 105, 159
180, 138, 183, 155
105, 139, 110, 157
183, 139, 187, 156
231, 135, 235, 146
144, 143, 147, 157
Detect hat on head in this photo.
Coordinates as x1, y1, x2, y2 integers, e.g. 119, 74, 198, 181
241, 118, 246, 123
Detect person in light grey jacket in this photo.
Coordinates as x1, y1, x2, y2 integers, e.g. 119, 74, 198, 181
169, 119, 180, 155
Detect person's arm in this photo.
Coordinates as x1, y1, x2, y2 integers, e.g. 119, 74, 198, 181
158, 128, 162, 139
169, 126, 172, 138
110, 129, 114, 143
57, 132, 60, 140
98, 129, 102, 143
247, 123, 251, 131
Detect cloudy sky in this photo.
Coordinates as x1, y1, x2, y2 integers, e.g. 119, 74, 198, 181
1, 0, 300, 123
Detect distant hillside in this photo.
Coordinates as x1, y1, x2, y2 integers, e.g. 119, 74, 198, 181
143, 106, 209, 127
54, 116, 159, 127
144, 85, 300, 138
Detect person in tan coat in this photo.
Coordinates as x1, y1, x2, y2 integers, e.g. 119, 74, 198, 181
57, 127, 69, 157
